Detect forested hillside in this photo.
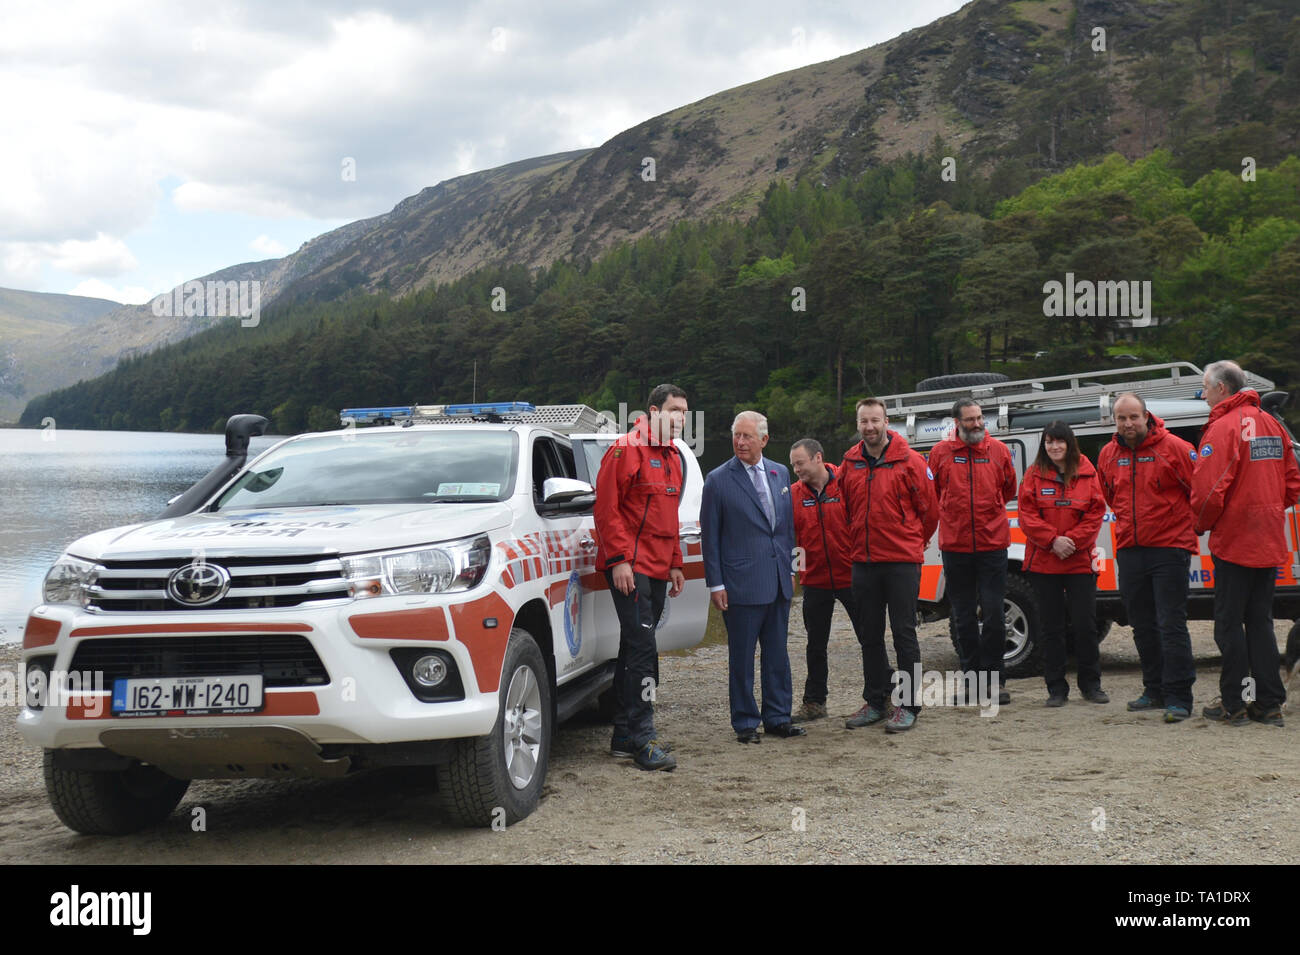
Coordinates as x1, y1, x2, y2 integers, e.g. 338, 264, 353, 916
23, 141, 1300, 459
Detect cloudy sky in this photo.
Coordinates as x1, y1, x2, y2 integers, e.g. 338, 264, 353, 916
1, 0, 966, 304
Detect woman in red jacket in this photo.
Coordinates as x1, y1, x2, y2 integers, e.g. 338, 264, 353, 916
1018, 421, 1108, 707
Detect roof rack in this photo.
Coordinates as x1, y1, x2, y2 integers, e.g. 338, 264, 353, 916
879, 363, 1277, 416
877, 362, 1277, 440
339, 402, 620, 435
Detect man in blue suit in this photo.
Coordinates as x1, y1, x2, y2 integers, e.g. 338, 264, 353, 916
702, 411, 807, 743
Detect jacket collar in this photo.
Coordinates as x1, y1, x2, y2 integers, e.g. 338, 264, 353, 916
1207, 389, 1260, 426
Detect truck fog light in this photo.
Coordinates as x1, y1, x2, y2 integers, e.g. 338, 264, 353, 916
412, 655, 447, 687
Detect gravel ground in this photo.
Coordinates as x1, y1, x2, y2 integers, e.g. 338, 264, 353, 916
2, 607, 1298, 864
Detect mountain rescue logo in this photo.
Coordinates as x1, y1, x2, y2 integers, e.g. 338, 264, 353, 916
563, 570, 582, 656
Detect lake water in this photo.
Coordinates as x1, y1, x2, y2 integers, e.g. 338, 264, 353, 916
0, 428, 280, 644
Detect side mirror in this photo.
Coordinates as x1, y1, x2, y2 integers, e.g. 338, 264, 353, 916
542, 477, 595, 505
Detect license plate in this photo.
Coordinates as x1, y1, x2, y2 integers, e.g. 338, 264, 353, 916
112, 675, 264, 717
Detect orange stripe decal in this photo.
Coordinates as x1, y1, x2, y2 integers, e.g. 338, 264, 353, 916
23, 615, 60, 649
348, 607, 450, 641
448, 591, 515, 693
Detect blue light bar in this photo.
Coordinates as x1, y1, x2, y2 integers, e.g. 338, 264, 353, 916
339, 406, 414, 422
445, 402, 536, 416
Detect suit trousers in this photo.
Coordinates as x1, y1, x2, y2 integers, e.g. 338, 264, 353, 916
723, 599, 794, 732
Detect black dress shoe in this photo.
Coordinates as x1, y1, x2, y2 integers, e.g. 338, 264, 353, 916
764, 722, 807, 738
736, 729, 761, 744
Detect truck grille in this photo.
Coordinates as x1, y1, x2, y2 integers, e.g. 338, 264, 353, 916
70, 635, 329, 687
87, 554, 350, 612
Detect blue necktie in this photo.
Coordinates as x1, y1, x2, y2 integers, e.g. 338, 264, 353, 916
751, 464, 775, 529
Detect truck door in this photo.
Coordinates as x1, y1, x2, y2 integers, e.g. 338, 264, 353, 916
530, 435, 598, 682
572, 434, 708, 654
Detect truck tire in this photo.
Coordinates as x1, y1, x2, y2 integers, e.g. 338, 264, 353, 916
915, 373, 1010, 392
1285, 620, 1300, 672
441, 628, 551, 827
946, 572, 1042, 678
43, 751, 189, 835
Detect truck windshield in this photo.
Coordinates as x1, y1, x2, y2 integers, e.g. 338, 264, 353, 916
212, 429, 518, 509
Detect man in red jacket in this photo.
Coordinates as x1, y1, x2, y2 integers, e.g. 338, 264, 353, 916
838, 398, 939, 732
1096, 393, 1199, 722
789, 438, 860, 723
927, 398, 1017, 705
595, 383, 688, 770
1192, 361, 1300, 727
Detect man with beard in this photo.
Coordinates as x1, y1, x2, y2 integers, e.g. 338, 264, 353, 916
927, 398, 1018, 706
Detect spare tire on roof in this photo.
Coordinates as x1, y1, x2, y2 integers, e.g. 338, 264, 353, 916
914, 372, 1010, 392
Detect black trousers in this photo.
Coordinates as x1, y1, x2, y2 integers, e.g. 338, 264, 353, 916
852, 562, 922, 711
1212, 556, 1286, 710
800, 585, 860, 705
1116, 547, 1195, 710
605, 570, 666, 746
1029, 571, 1100, 697
943, 549, 1007, 686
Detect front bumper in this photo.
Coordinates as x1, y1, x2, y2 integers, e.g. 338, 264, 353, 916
16, 592, 515, 757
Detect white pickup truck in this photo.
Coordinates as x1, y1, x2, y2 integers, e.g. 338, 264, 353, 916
18, 402, 709, 833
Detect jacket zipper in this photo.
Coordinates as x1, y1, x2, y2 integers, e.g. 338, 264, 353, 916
817, 486, 835, 590
1130, 446, 1139, 547
968, 454, 977, 551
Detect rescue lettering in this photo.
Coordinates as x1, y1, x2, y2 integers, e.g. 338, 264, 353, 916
1249, 436, 1283, 461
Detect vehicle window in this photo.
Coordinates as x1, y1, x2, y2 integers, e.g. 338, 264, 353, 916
1076, 431, 1110, 467
1169, 425, 1203, 448
576, 438, 616, 484
213, 430, 518, 508
532, 437, 558, 502
554, 440, 577, 479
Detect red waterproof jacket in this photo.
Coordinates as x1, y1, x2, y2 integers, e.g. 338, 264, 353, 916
1191, 389, 1300, 568
791, 463, 854, 590
838, 433, 939, 564
594, 417, 683, 578
1017, 456, 1107, 574
927, 433, 1017, 552
1096, 412, 1198, 553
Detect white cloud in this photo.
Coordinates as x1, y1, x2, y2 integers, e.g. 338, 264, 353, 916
0, 0, 969, 291
250, 235, 287, 257
66, 278, 152, 304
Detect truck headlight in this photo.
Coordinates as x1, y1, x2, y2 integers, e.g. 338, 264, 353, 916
43, 555, 99, 607
341, 534, 491, 598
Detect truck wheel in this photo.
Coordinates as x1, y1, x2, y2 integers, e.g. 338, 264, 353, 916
1001, 574, 1042, 677
441, 628, 551, 827
946, 572, 1043, 678
1285, 620, 1300, 673
43, 751, 189, 835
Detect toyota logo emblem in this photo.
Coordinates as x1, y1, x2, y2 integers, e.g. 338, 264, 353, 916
167, 561, 231, 606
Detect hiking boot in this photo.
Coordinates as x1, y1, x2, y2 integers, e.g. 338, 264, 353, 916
998, 688, 1011, 705
1045, 694, 1068, 708
634, 740, 676, 771
1247, 702, 1285, 727
1163, 705, 1191, 723
1082, 688, 1110, 704
845, 703, 887, 728
1126, 693, 1164, 711
883, 706, 917, 733
612, 734, 671, 757
792, 701, 828, 723
1202, 699, 1248, 726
